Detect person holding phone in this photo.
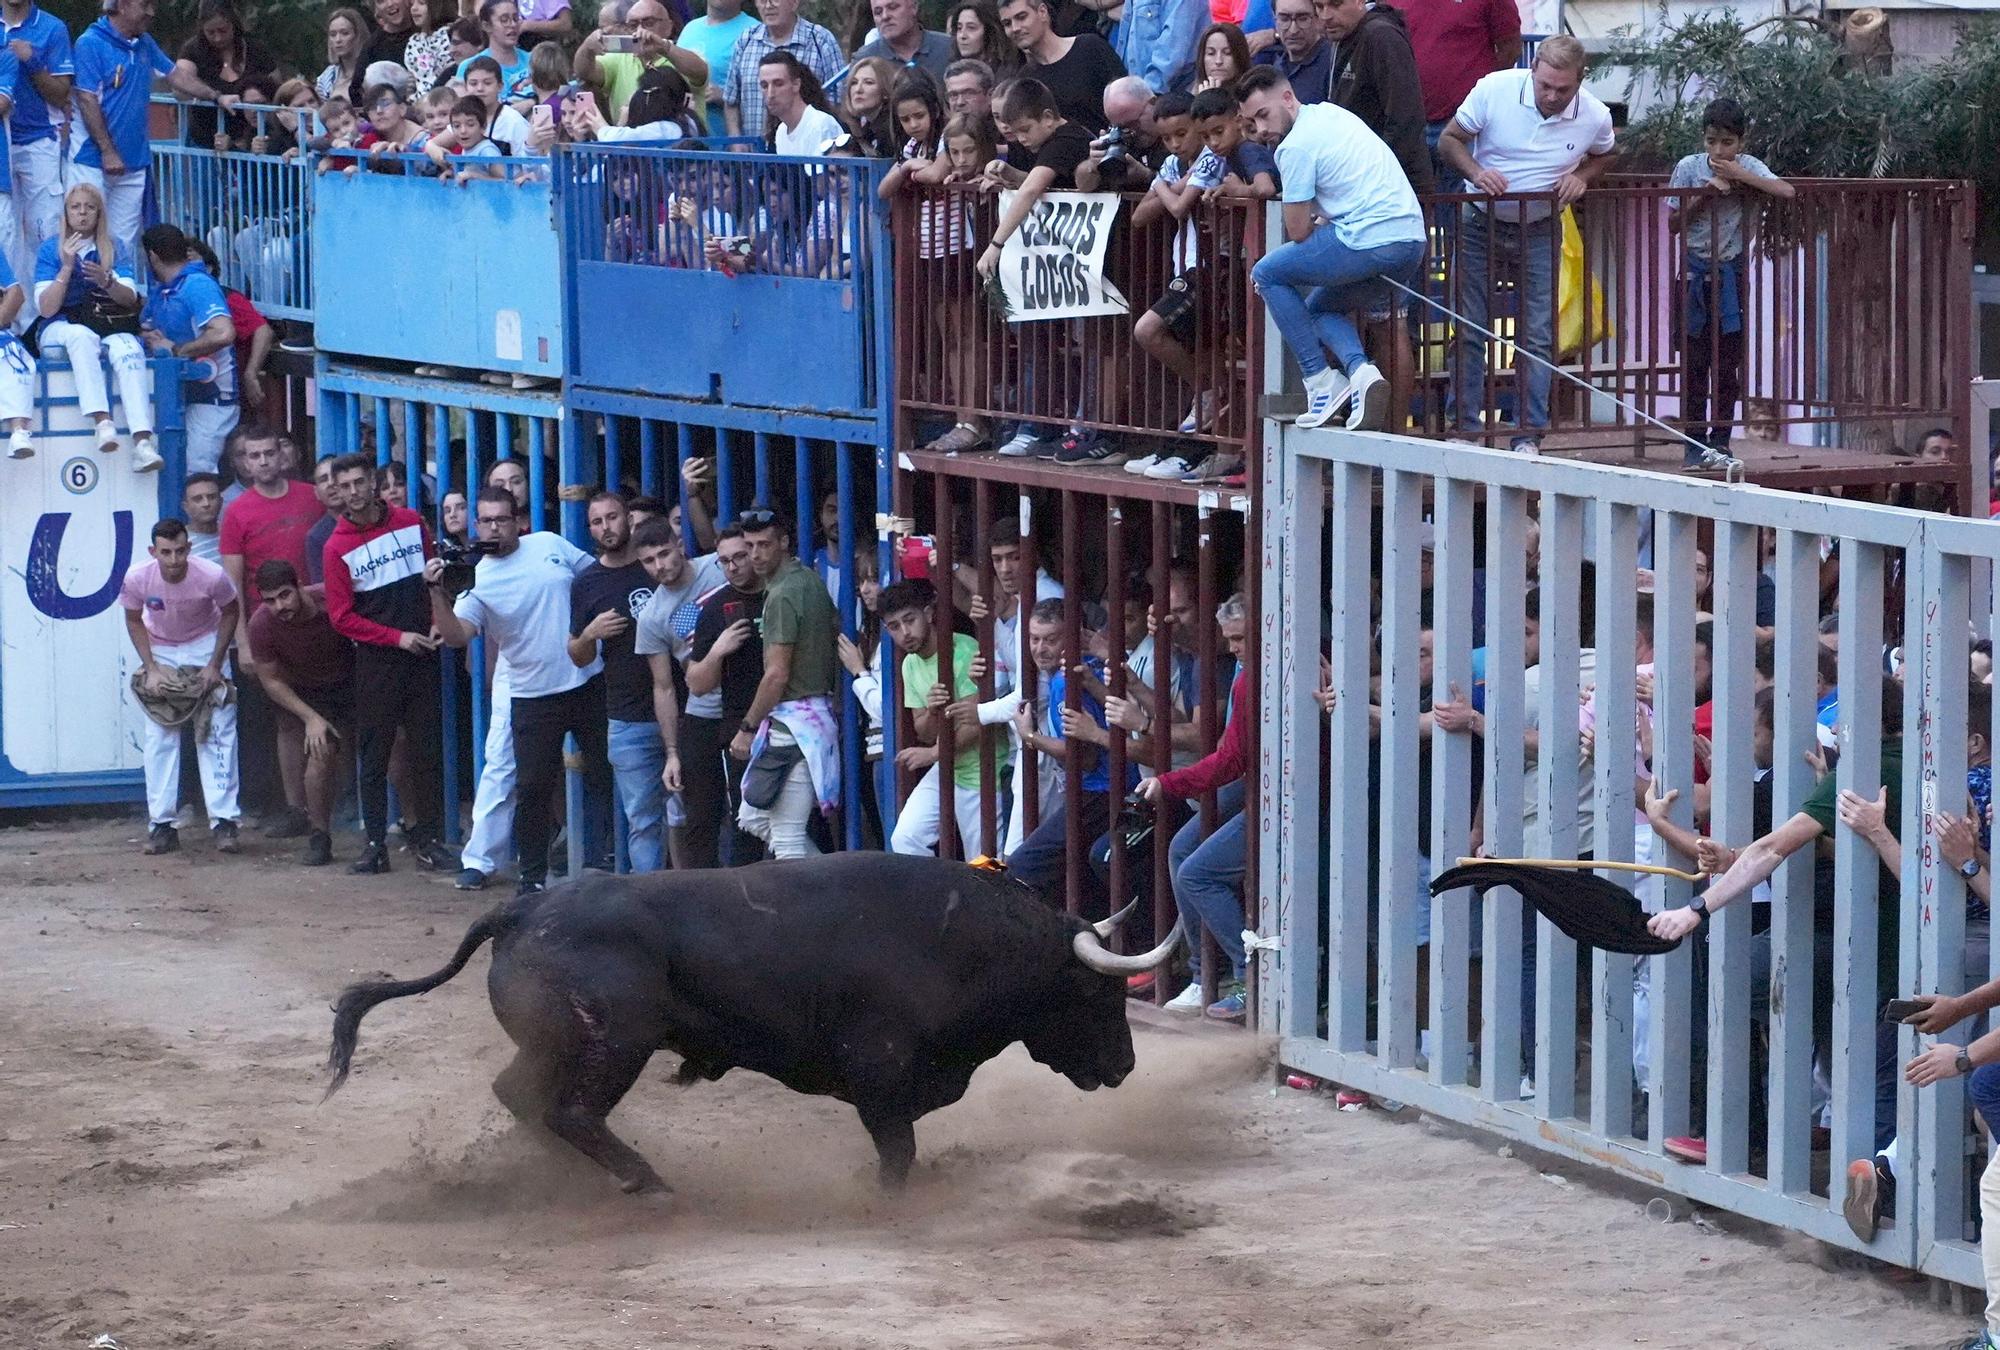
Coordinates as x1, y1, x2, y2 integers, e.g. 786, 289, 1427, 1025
575, 0, 712, 128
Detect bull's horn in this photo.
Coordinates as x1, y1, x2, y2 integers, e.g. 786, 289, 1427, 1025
1072, 920, 1184, 977
1090, 896, 1142, 941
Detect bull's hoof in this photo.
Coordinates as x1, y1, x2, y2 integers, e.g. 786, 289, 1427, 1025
620, 1173, 673, 1198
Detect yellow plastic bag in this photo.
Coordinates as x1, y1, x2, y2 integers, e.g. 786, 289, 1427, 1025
1556, 207, 1611, 358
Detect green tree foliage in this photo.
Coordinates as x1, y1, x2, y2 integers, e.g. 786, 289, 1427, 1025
1613, 7, 2000, 201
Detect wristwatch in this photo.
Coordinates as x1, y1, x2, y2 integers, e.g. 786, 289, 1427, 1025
1961, 857, 1983, 881
739, 721, 758, 737
1958, 1048, 1974, 1076
1688, 896, 1711, 925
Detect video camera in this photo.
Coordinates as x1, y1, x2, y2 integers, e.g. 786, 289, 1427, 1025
436, 539, 500, 597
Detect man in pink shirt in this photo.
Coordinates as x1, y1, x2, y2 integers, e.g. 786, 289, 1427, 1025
120, 517, 243, 856
220, 422, 321, 837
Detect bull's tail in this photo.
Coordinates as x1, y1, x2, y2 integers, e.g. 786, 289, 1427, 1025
323, 906, 510, 1100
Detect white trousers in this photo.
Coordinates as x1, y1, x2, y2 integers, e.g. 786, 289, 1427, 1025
0, 339, 30, 422
460, 691, 516, 875
1980, 1142, 2000, 1341
140, 633, 240, 828
890, 760, 987, 857
737, 731, 819, 860
11, 138, 62, 284
66, 164, 145, 271
184, 402, 240, 474
41, 322, 151, 430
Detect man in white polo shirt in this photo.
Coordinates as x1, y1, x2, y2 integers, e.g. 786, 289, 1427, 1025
1241, 64, 1427, 434
1440, 34, 1616, 454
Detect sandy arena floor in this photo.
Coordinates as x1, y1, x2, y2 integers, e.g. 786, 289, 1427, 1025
0, 815, 1977, 1349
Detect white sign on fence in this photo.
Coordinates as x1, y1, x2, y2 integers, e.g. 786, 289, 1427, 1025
0, 369, 161, 781
996, 189, 1129, 322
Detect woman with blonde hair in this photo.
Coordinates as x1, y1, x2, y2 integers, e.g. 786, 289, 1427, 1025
841, 56, 899, 157
35, 182, 156, 468
316, 8, 370, 105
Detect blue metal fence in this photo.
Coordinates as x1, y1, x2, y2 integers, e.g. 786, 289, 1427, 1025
150, 99, 316, 322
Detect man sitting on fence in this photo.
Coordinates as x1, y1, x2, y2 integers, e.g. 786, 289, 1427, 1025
1437, 35, 1616, 455
137, 226, 240, 475
1240, 65, 1425, 434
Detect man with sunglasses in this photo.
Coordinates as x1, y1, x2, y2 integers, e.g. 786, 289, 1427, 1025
732, 507, 840, 859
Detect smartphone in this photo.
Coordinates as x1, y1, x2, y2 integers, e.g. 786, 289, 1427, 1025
1882, 997, 1928, 1024
901, 534, 934, 580
603, 32, 638, 52
723, 600, 743, 624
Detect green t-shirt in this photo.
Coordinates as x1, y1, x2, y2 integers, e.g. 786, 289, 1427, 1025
1798, 740, 1904, 990
598, 51, 712, 130
760, 558, 839, 703
903, 632, 1012, 789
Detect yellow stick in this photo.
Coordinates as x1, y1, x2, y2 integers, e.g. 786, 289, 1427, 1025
1457, 856, 1707, 884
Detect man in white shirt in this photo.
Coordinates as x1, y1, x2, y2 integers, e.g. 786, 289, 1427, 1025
1240, 64, 1427, 435
757, 49, 843, 154
427, 486, 610, 895
1439, 35, 1617, 453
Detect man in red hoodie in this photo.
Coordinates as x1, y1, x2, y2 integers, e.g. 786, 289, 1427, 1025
321, 450, 455, 875
1137, 591, 1251, 1021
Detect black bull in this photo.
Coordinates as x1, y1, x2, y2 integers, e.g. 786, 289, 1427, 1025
324, 854, 1182, 1194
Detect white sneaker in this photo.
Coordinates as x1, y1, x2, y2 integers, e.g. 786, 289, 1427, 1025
1124, 451, 1159, 475
1345, 362, 1387, 431
996, 429, 1038, 457
1295, 370, 1352, 429
7, 429, 31, 459
510, 372, 548, 390
95, 421, 120, 453
1163, 982, 1206, 1013
480, 371, 510, 386
131, 436, 163, 473
1145, 452, 1195, 480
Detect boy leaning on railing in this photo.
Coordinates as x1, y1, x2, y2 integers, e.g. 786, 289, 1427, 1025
1666, 96, 1794, 471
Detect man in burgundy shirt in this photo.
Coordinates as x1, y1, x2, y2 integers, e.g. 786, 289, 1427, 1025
1401, 0, 1519, 188
246, 560, 356, 866
221, 421, 323, 838
1136, 592, 1251, 1021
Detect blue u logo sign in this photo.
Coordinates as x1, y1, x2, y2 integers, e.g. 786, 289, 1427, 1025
26, 511, 133, 621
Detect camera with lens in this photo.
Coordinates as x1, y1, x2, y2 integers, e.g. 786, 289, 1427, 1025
436, 539, 500, 597
1099, 127, 1127, 166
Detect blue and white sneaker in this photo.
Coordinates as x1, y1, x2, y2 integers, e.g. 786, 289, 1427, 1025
1295, 371, 1352, 430
996, 426, 1040, 457
1203, 981, 1247, 1022
1345, 362, 1387, 431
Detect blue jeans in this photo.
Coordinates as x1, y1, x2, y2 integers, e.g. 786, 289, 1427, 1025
1252, 228, 1425, 380
1426, 119, 1462, 194
1167, 779, 1248, 984
1452, 204, 1557, 434
606, 717, 666, 873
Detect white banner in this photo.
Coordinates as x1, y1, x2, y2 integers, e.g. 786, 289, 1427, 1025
997, 189, 1129, 323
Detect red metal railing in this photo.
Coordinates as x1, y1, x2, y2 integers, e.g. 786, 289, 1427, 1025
1408, 178, 1973, 474
892, 186, 1268, 455
891, 176, 1971, 498
885, 471, 1252, 1006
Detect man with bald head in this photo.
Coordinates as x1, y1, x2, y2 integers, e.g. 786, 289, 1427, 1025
1075, 73, 1167, 191
855, 0, 953, 79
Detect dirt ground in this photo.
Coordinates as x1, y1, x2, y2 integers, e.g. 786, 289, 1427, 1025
0, 815, 1979, 1350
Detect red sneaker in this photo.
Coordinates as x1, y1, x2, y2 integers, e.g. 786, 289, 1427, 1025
1126, 971, 1157, 996
1663, 1135, 1708, 1166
